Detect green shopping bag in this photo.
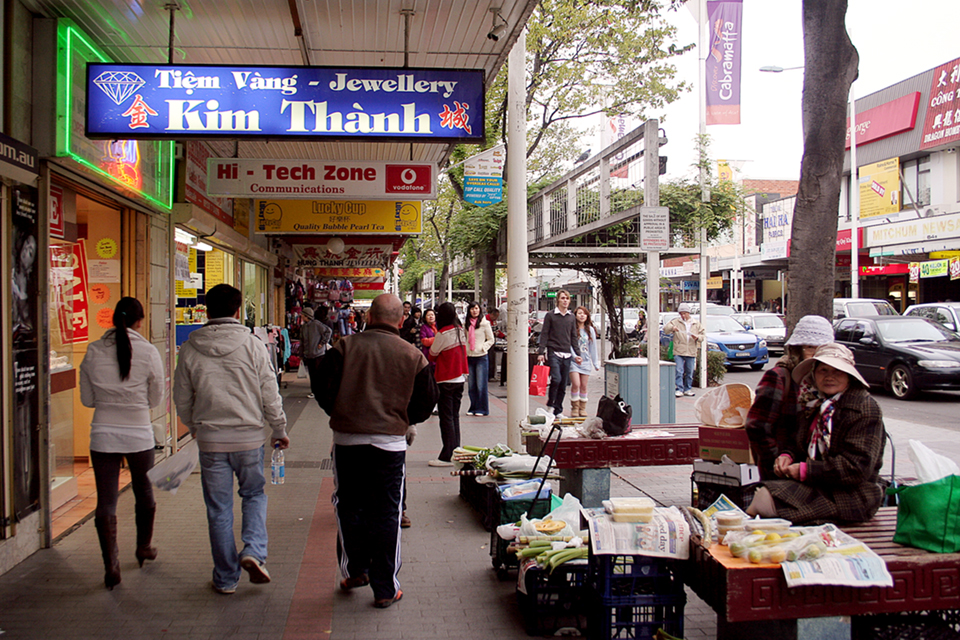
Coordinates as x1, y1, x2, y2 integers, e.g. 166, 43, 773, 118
667, 340, 673, 360
888, 475, 960, 553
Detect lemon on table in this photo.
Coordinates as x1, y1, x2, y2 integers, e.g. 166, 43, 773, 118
765, 532, 782, 542
751, 530, 765, 537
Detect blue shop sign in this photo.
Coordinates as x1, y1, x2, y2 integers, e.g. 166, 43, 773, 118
86, 64, 485, 142
682, 280, 699, 290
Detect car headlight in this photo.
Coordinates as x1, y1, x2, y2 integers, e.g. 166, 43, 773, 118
707, 342, 720, 351
918, 360, 960, 369
759, 340, 767, 348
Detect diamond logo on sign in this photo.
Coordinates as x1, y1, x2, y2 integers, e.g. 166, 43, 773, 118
93, 71, 146, 105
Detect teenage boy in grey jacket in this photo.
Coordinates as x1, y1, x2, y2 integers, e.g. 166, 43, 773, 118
174, 284, 289, 595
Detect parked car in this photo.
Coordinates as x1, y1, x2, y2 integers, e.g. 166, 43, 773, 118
659, 313, 768, 370
686, 302, 737, 316
833, 316, 960, 399
832, 298, 899, 323
623, 308, 644, 338
734, 313, 787, 354
903, 302, 960, 333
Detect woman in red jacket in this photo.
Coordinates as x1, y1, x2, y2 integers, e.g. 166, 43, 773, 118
428, 303, 468, 467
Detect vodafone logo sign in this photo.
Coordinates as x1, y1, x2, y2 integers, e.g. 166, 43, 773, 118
385, 164, 432, 194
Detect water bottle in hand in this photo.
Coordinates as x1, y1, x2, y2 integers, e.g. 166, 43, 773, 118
271, 444, 285, 485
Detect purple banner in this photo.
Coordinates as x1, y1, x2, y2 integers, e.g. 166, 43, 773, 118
705, 0, 743, 125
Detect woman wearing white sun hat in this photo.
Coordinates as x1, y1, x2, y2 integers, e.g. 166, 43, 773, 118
745, 315, 835, 481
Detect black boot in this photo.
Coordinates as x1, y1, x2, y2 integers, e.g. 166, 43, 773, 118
95, 516, 121, 589
134, 505, 158, 567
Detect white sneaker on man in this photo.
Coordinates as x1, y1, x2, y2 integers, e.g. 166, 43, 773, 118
428, 459, 454, 467
675, 390, 684, 397
684, 390, 696, 397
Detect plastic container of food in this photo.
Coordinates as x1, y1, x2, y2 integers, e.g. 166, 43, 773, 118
744, 518, 792, 532
715, 512, 744, 528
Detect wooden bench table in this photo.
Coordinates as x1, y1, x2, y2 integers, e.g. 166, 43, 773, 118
524, 424, 701, 506
686, 507, 960, 639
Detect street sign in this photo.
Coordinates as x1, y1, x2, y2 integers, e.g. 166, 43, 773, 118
640, 206, 670, 251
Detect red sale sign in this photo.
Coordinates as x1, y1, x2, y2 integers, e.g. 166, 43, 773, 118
50, 241, 90, 344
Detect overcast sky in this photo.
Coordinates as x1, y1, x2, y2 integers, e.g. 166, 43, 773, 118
586, 0, 960, 183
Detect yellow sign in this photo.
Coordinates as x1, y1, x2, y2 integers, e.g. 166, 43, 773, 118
931, 251, 960, 260
205, 250, 225, 291
717, 160, 733, 182
920, 259, 949, 278
176, 248, 198, 298
706, 276, 723, 289
253, 199, 422, 235
859, 158, 900, 220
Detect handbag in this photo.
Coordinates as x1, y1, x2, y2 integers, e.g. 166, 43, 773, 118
147, 440, 199, 494
529, 364, 550, 396
598, 394, 633, 436
888, 475, 960, 553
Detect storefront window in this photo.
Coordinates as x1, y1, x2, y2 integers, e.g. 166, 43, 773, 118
174, 238, 234, 347
241, 260, 268, 328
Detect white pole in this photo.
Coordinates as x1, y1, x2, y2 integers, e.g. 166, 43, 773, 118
697, 0, 709, 390
506, 30, 528, 450
849, 85, 860, 298
645, 119, 661, 425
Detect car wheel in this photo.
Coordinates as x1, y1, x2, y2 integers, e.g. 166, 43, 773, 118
889, 364, 917, 400
750, 363, 765, 371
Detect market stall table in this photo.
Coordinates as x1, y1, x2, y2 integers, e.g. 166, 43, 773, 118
525, 424, 700, 507
686, 507, 960, 640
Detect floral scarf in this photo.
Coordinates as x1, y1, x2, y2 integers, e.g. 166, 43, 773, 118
806, 390, 844, 460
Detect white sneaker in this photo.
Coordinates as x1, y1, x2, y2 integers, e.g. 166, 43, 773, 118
428, 459, 455, 467
684, 390, 696, 397
675, 390, 684, 397
307, 393, 315, 399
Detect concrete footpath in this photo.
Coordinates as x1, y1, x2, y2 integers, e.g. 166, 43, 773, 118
0, 372, 954, 639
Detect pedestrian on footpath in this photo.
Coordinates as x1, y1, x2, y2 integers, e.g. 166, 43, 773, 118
79, 297, 165, 590
313, 294, 438, 608
664, 302, 704, 398
464, 301, 495, 416
537, 290, 582, 417
745, 315, 835, 480
429, 302, 469, 466
173, 284, 289, 595
300, 305, 332, 399
568, 306, 600, 417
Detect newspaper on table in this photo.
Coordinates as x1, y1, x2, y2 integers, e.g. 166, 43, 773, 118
780, 524, 893, 589
581, 506, 690, 560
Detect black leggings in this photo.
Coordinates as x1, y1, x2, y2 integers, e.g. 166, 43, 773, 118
90, 449, 156, 520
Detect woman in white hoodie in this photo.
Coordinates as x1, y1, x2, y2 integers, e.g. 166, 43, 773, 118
80, 297, 165, 589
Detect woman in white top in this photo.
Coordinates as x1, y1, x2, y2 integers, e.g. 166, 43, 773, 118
463, 301, 495, 416
80, 297, 165, 589
569, 306, 600, 417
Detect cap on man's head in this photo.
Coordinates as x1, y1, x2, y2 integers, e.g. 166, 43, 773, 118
302, 306, 314, 320
678, 302, 693, 314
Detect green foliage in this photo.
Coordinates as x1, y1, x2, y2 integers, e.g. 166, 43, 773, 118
695, 351, 727, 387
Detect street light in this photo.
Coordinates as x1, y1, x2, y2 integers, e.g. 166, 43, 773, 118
759, 64, 860, 299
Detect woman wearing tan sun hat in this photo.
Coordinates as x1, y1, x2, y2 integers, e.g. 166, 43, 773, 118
746, 342, 886, 525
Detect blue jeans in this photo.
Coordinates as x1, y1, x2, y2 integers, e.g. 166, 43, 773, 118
467, 356, 490, 415
200, 447, 268, 590
674, 355, 696, 392
547, 351, 573, 415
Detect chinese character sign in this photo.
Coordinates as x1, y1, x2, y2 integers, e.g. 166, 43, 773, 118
920, 57, 960, 150
705, 0, 743, 125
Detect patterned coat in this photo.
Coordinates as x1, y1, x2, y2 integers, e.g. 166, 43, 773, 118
744, 365, 800, 481
763, 386, 885, 525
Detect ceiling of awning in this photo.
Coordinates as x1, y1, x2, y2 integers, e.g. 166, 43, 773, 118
26, 0, 539, 165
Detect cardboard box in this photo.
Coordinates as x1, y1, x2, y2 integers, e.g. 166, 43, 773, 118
692, 458, 760, 485
698, 425, 754, 465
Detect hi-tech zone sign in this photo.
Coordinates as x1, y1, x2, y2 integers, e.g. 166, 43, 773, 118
85, 64, 485, 142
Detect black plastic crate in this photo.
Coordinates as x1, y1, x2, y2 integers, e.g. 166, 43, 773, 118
588, 551, 684, 600
516, 561, 589, 636
490, 492, 554, 575
850, 609, 960, 640
588, 592, 686, 640
691, 470, 759, 511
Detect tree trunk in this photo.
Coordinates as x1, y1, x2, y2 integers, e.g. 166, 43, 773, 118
786, 0, 858, 332
481, 249, 497, 312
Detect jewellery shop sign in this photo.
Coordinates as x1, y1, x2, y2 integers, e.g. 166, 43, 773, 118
85, 64, 484, 143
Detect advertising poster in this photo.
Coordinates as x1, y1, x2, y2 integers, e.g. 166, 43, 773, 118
920, 57, 960, 150
858, 158, 901, 219
255, 198, 421, 234
463, 145, 504, 207
951, 257, 960, 280
705, 0, 743, 125
909, 262, 920, 283
11, 185, 40, 520
49, 242, 91, 345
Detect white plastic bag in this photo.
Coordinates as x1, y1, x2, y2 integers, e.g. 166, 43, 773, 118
147, 440, 199, 494
908, 439, 960, 484
519, 493, 582, 538
694, 383, 754, 427
297, 360, 308, 379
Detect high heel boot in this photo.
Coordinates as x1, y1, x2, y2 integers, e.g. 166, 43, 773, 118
135, 505, 158, 567
95, 516, 121, 589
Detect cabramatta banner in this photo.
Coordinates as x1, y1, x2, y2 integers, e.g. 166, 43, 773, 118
255, 198, 422, 235
85, 64, 485, 142
463, 145, 504, 207
210, 159, 435, 200
705, 0, 743, 125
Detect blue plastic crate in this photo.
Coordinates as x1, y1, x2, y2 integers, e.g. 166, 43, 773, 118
516, 561, 589, 635
588, 592, 686, 640
588, 551, 684, 599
